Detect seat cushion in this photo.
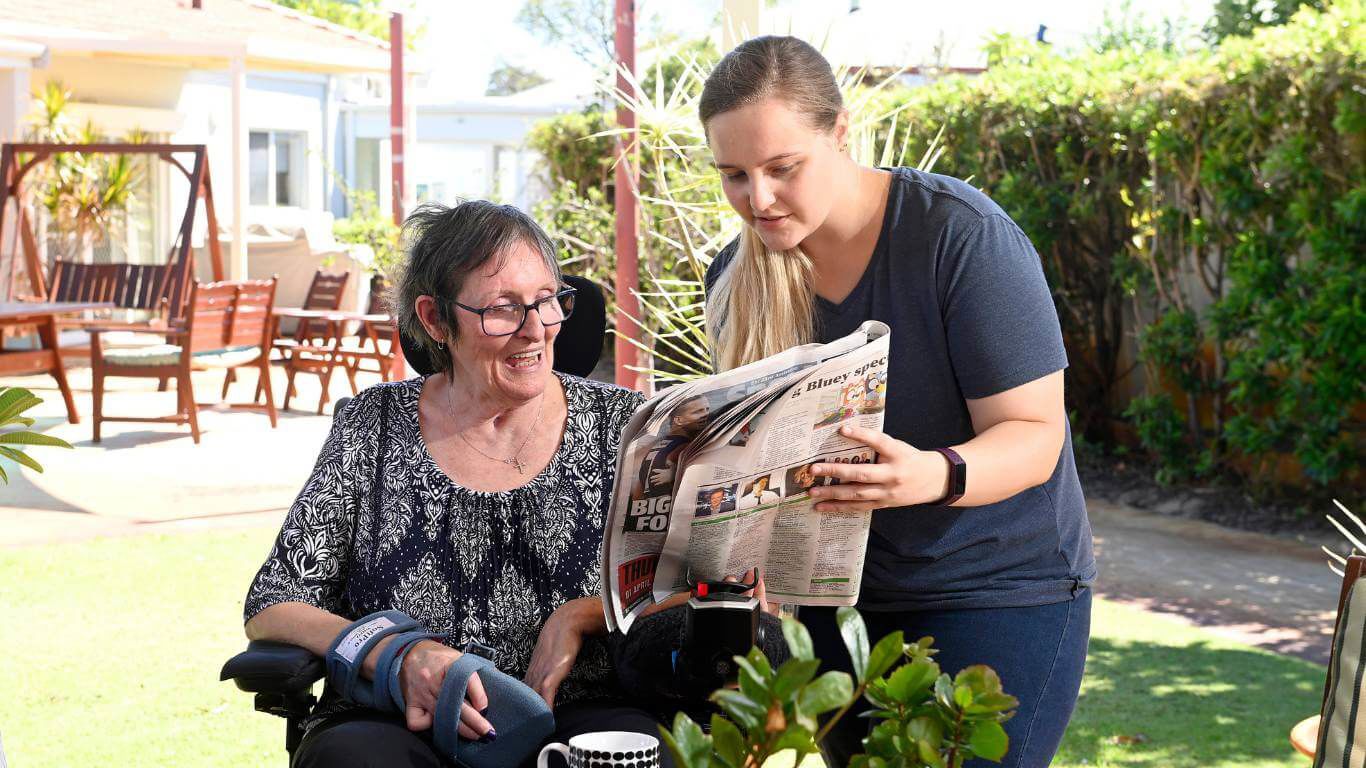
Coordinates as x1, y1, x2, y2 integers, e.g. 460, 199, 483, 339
102, 344, 183, 367
102, 344, 260, 368
192, 345, 261, 368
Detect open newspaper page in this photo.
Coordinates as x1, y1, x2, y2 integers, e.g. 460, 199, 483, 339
602, 329, 876, 633
602, 321, 890, 634
655, 321, 890, 606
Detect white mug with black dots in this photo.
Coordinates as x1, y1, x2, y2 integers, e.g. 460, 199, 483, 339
536, 731, 661, 768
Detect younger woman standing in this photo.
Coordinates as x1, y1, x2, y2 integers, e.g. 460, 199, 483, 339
699, 36, 1096, 768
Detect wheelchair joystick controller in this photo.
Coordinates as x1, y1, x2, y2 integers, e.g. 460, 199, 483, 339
674, 568, 768, 702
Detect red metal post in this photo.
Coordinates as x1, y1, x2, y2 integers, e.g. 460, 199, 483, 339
613, 0, 641, 390
389, 12, 405, 226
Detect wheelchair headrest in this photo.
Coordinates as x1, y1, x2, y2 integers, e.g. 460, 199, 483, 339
399, 274, 606, 379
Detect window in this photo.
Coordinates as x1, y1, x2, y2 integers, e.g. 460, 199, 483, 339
415, 181, 448, 204
248, 130, 305, 207
355, 137, 381, 203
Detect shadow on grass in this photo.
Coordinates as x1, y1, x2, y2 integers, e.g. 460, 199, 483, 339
1057, 635, 1322, 766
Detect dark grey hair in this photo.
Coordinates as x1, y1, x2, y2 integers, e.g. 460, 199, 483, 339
390, 200, 561, 375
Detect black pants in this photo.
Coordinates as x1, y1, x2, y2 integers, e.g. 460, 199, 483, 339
293, 701, 674, 768
804, 589, 1091, 768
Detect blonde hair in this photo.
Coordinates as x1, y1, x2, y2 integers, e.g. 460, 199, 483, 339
700, 36, 843, 371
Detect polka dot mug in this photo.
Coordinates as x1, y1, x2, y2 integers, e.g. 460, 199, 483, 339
536, 730, 661, 768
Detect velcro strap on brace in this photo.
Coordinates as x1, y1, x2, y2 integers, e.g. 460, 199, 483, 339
375, 630, 446, 712
325, 610, 422, 708
432, 652, 495, 761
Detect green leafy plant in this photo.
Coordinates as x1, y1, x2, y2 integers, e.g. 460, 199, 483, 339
333, 188, 401, 281
661, 607, 1017, 768
25, 81, 143, 262
885, 1, 1364, 492
0, 386, 72, 485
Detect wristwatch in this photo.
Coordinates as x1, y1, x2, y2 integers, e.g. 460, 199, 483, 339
933, 447, 966, 505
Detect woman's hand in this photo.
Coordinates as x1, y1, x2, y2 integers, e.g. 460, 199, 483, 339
390, 639, 493, 740
524, 598, 599, 708
728, 567, 778, 616
809, 425, 950, 512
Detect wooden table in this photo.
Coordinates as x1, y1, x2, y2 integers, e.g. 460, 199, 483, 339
0, 301, 115, 423
270, 307, 402, 412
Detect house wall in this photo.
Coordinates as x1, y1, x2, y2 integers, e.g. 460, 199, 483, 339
175, 70, 332, 239
339, 104, 562, 215
0, 67, 31, 142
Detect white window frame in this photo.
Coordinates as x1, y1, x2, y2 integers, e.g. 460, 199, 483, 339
249, 129, 307, 208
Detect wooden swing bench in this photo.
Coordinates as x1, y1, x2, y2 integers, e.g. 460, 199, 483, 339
0, 142, 226, 351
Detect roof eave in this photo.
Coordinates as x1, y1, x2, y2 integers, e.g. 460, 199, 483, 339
29, 35, 397, 75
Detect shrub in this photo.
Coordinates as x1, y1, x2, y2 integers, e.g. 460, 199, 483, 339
661, 608, 1017, 768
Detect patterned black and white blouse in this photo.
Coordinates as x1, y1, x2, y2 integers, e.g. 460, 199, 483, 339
244, 373, 645, 726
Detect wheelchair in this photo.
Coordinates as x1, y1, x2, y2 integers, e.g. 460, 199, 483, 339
219, 274, 608, 759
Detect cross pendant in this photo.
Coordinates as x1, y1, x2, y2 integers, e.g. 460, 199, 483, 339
506, 457, 525, 474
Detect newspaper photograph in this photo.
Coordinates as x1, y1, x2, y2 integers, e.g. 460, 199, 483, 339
602, 320, 891, 633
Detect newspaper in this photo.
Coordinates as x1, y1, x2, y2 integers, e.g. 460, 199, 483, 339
603, 321, 891, 634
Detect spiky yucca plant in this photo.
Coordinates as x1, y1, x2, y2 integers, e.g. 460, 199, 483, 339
0, 387, 73, 485
1324, 500, 1366, 576
598, 50, 947, 386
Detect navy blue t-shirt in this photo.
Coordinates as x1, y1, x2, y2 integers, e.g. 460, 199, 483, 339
706, 167, 1096, 610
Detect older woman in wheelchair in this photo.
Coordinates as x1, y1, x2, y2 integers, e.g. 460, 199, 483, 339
232, 200, 659, 768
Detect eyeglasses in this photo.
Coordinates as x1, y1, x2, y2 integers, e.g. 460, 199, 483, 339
451, 287, 577, 337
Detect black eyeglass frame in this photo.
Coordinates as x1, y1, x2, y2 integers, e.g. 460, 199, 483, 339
450, 286, 577, 337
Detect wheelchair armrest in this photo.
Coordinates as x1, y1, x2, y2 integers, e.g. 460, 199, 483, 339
220, 640, 325, 695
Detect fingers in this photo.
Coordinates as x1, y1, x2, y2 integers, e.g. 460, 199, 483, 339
810, 461, 887, 485
459, 700, 493, 740
465, 670, 488, 713
812, 500, 879, 514
810, 483, 883, 503
837, 424, 902, 454
753, 572, 773, 614
406, 702, 433, 732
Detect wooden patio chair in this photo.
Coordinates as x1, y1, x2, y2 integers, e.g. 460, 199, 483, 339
245, 269, 349, 411
1290, 554, 1366, 763
90, 278, 279, 444
335, 280, 401, 394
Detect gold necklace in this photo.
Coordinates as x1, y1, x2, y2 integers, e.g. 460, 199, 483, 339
447, 384, 545, 474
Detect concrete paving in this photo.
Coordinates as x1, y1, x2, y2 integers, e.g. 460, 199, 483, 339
1089, 498, 1339, 664
0, 361, 1344, 665
0, 362, 344, 546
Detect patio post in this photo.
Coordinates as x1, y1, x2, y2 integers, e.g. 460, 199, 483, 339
613, 0, 641, 391
229, 54, 248, 281
389, 12, 405, 227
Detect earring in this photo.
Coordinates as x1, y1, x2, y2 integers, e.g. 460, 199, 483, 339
437, 339, 446, 350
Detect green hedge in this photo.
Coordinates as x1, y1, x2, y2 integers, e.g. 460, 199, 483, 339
889, 0, 1363, 490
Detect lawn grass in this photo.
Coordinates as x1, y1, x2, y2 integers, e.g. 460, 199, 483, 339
0, 526, 282, 767
0, 526, 1325, 767
1054, 599, 1322, 767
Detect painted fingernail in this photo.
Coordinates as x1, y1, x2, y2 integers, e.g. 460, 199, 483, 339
484, 728, 498, 743
479, 706, 489, 716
